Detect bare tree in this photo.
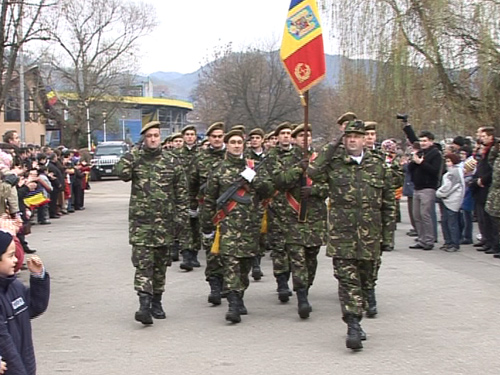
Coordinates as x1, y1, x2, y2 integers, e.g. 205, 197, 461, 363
38, 0, 157, 147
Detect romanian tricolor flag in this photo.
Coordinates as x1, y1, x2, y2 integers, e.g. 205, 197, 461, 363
280, 0, 326, 94
46, 86, 57, 106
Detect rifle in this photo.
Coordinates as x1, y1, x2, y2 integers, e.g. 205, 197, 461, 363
215, 157, 267, 215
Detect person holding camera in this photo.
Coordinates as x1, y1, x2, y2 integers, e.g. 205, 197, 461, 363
408, 130, 443, 250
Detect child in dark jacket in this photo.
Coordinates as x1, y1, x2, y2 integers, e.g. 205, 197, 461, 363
0, 230, 50, 375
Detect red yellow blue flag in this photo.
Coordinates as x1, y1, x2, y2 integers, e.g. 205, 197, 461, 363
46, 86, 57, 106
280, 0, 326, 94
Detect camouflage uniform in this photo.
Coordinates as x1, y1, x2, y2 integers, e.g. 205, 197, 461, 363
114, 146, 188, 295
189, 146, 226, 280
174, 143, 200, 263
272, 145, 327, 317
308, 145, 396, 320
201, 153, 273, 320
486, 156, 500, 218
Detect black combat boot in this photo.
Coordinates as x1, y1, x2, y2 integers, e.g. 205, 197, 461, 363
208, 276, 222, 305
180, 250, 193, 271
225, 292, 242, 323
239, 291, 248, 315
296, 288, 311, 319
171, 241, 180, 262
276, 273, 292, 302
191, 250, 201, 267
344, 314, 363, 350
366, 289, 378, 318
151, 293, 166, 319
251, 256, 263, 281
135, 292, 153, 325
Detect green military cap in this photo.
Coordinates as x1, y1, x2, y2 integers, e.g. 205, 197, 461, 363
206, 121, 225, 136
364, 121, 377, 131
273, 121, 292, 137
140, 120, 161, 135
181, 125, 197, 134
344, 120, 365, 135
170, 132, 183, 140
162, 135, 171, 145
231, 124, 246, 133
291, 123, 312, 138
267, 131, 276, 139
248, 128, 265, 138
223, 129, 244, 143
336, 112, 357, 126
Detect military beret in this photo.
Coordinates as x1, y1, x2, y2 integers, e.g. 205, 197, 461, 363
162, 135, 171, 145
181, 125, 197, 134
200, 138, 209, 145
344, 120, 365, 135
170, 132, 183, 141
206, 121, 225, 136
223, 129, 244, 143
248, 128, 265, 138
291, 123, 312, 138
336, 112, 357, 126
141, 120, 161, 135
364, 121, 377, 131
231, 124, 246, 133
267, 131, 277, 139
274, 122, 292, 137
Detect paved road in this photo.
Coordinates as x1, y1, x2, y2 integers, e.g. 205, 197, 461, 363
25, 180, 500, 375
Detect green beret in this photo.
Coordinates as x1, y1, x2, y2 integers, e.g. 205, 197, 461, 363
181, 125, 197, 134
206, 121, 225, 136
364, 121, 377, 131
274, 122, 292, 137
344, 120, 365, 135
291, 123, 312, 138
170, 132, 183, 141
162, 135, 171, 145
336, 112, 357, 126
248, 128, 265, 138
223, 130, 244, 143
141, 120, 161, 135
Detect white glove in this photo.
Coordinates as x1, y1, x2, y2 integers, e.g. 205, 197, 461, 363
188, 209, 199, 218
202, 232, 214, 239
240, 167, 256, 183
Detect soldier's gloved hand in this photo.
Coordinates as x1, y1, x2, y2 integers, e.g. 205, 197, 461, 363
188, 209, 199, 218
202, 231, 214, 239
299, 159, 309, 172
240, 167, 256, 183
300, 186, 312, 200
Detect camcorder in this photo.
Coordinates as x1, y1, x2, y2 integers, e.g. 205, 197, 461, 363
396, 113, 408, 123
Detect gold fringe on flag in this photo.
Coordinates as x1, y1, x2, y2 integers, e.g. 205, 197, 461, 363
210, 224, 221, 254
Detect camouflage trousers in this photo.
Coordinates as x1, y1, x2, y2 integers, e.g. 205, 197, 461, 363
190, 217, 201, 252
269, 224, 289, 276
287, 244, 320, 290
131, 245, 172, 295
222, 255, 253, 293
202, 235, 224, 281
333, 258, 375, 318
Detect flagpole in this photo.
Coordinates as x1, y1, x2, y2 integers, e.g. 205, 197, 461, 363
298, 90, 309, 223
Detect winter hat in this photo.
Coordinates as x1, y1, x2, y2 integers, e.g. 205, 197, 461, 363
381, 139, 397, 154
0, 231, 13, 257
445, 153, 461, 165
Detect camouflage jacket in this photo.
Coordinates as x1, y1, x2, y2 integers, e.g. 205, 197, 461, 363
486, 156, 500, 218
244, 148, 266, 163
189, 146, 226, 210
271, 146, 328, 246
201, 154, 274, 257
114, 146, 189, 247
308, 147, 396, 260
174, 144, 199, 171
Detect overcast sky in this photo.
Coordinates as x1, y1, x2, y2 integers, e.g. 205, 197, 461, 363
138, 0, 335, 75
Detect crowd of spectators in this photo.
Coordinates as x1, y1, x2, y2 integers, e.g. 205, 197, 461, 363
0, 130, 91, 268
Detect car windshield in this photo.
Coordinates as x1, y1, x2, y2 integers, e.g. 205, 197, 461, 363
95, 146, 125, 156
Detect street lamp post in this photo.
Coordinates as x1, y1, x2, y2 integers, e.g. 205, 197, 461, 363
86, 102, 91, 151
122, 116, 125, 141
102, 111, 107, 142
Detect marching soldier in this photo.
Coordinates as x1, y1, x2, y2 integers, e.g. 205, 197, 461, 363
308, 120, 396, 350
201, 130, 274, 323
175, 125, 201, 269
114, 120, 189, 325
244, 128, 266, 280
189, 122, 226, 305
272, 123, 328, 319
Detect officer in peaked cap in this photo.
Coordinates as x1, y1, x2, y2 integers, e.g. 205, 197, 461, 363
363, 121, 379, 151
337, 112, 357, 131
141, 120, 161, 135
206, 121, 225, 136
